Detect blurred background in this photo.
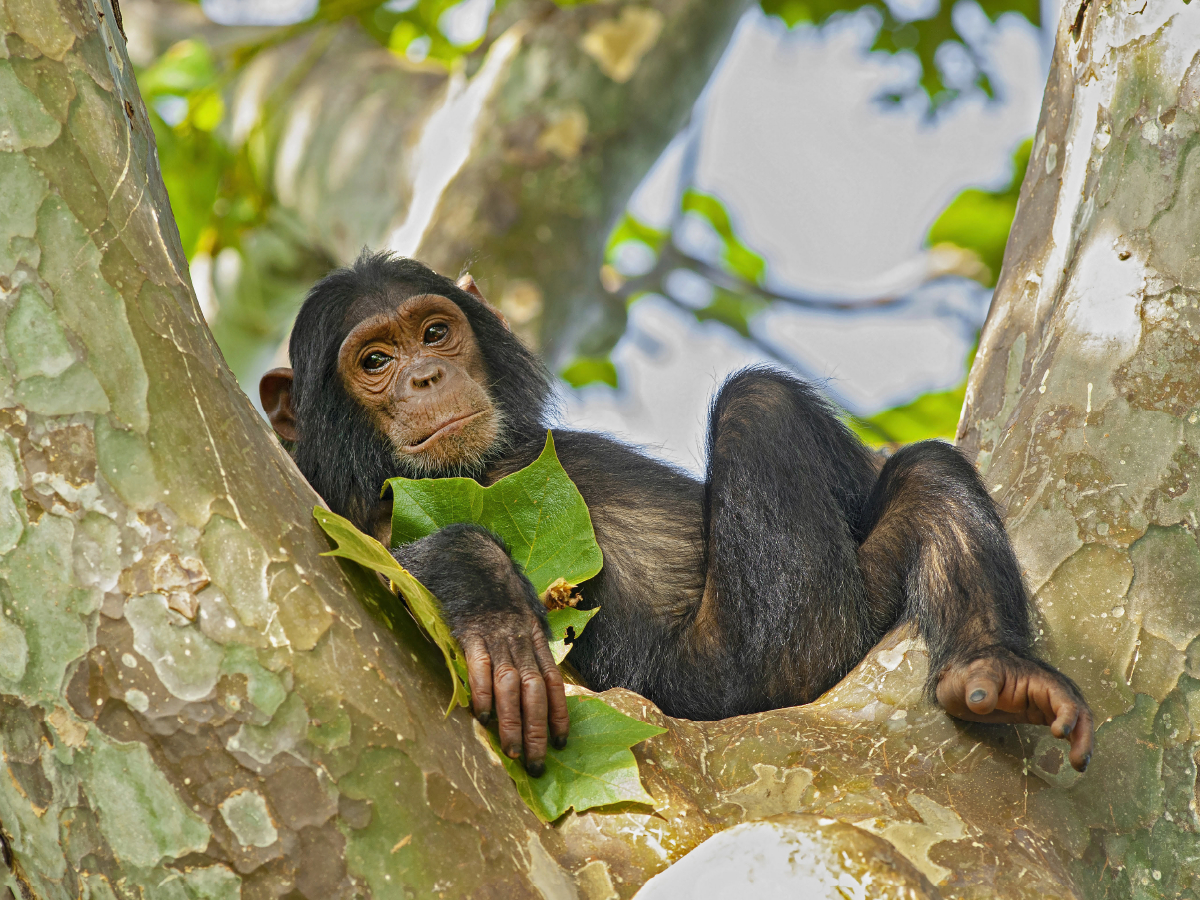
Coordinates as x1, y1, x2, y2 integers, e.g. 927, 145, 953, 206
125, 0, 1057, 473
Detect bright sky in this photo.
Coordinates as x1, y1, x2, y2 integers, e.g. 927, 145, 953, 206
200, 0, 1056, 472
562, 4, 1055, 472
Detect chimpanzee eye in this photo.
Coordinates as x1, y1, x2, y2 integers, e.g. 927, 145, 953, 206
362, 351, 392, 371
423, 323, 449, 344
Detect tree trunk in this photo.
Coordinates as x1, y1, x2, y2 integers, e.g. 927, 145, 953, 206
0, 3, 563, 897
2, 0, 1198, 899
955, 0, 1200, 893
200, 0, 748, 365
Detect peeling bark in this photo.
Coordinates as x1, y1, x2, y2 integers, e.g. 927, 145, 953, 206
3, 0, 1199, 898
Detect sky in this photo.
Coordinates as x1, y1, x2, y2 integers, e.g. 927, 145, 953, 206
199, 0, 1057, 473
561, 5, 1055, 472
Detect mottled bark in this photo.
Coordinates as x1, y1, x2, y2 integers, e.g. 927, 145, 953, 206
0, 3, 566, 897
952, 0, 1200, 893
4, 0, 1199, 898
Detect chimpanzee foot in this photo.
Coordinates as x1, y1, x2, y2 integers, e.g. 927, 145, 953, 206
935, 650, 1095, 772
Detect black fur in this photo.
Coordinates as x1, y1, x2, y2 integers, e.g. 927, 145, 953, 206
394, 524, 548, 635
288, 251, 551, 530
288, 253, 1078, 724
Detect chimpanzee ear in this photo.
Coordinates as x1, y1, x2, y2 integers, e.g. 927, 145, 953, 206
456, 272, 511, 331
260, 367, 298, 442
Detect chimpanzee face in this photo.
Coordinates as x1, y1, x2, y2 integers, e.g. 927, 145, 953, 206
334, 292, 503, 476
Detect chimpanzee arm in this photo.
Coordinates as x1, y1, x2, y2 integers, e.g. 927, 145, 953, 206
858, 442, 1094, 771
392, 524, 568, 775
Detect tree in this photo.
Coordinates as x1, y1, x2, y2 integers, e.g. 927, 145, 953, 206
0, 1, 1196, 899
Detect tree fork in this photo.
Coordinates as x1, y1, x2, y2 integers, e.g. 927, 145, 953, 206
1, 0, 1198, 897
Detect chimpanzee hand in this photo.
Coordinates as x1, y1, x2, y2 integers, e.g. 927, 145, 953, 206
392, 523, 569, 775
936, 648, 1094, 772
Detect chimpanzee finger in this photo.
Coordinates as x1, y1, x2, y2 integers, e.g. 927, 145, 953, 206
490, 643, 524, 761
963, 673, 998, 716
532, 633, 569, 750
1067, 705, 1094, 772
461, 635, 494, 726
1040, 681, 1093, 771
511, 636, 549, 776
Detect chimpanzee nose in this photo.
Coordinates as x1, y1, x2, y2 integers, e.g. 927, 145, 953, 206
409, 362, 444, 390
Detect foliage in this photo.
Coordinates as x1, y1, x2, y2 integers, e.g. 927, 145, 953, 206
850, 342, 977, 445
314, 507, 473, 712
682, 189, 767, 285
850, 380, 965, 443
762, 0, 1041, 109
487, 695, 665, 822
605, 211, 669, 259
356, 0, 487, 65
694, 287, 768, 339
561, 357, 619, 389
138, 40, 261, 259
136, 39, 330, 383
846, 141, 1033, 447
387, 431, 604, 596
548, 606, 601, 664
927, 138, 1031, 287
315, 438, 663, 821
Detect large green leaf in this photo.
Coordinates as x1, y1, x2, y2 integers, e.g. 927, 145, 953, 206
313, 508, 471, 714
488, 695, 665, 822
316, 508, 660, 824
547, 606, 600, 665
387, 431, 603, 596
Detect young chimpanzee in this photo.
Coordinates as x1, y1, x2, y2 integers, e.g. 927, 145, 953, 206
261, 251, 1094, 777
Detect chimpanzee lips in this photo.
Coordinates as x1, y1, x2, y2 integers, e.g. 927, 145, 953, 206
405, 411, 482, 451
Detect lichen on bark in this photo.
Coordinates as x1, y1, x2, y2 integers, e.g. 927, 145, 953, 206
3, 0, 1200, 897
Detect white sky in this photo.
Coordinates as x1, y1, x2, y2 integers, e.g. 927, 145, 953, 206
562, 4, 1055, 472
199, 0, 1057, 472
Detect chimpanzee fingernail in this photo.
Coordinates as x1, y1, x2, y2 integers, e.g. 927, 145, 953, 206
506, 745, 522, 759
526, 760, 545, 778
1062, 723, 1072, 738
970, 689, 987, 703
1081, 753, 1091, 772
476, 711, 491, 727
553, 735, 567, 750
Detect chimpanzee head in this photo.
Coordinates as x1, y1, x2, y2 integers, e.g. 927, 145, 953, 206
260, 251, 552, 531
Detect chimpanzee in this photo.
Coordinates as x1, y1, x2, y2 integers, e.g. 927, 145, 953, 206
260, 251, 1094, 777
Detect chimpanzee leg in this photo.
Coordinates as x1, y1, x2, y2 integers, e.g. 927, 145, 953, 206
857, 442, 1094, 770
692, 368, 880, 716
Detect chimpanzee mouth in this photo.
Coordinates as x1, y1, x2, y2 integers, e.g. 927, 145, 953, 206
405, 412, 482, 451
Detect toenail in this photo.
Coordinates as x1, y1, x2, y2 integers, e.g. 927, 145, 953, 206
970, 689, 987, 703
1081, 753, 1091, 772
1063, 723, 1072, 737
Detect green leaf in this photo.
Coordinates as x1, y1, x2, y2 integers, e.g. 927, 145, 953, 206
387, 431, 603, 596
313, 507, 471, 714
850, 343, 977, 445
926, 139, 1031, 286
486, 695, 665, 822
682, 190, 767, 285
693, 288, 767, 339
137, 40, 217, 97
605, 211, 668, 261
546, 606, 600, 664
851, 384, 966, 444
561, 356, 618, 389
